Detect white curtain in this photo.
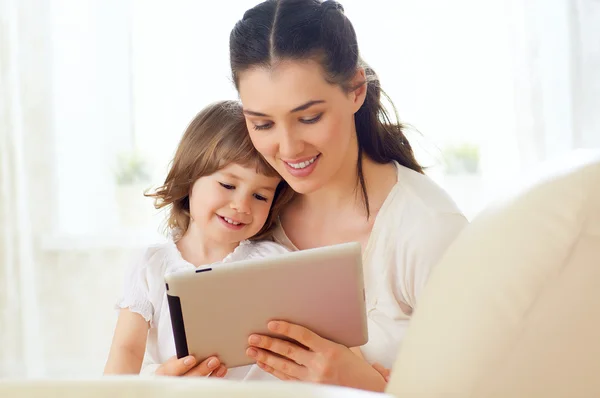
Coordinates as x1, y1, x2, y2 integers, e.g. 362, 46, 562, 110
0, 0, 47, 377
1, 0, 139, 378
570, 0, 600, 148
508, 0, 600, 160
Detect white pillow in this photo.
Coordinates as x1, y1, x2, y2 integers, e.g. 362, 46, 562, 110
387, 150, 600, 397
0, 377, 386, 398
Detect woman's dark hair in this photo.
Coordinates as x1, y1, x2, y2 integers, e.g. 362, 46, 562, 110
230, 0, 423, 217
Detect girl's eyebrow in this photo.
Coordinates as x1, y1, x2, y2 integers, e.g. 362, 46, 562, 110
220, 171, 240, 180
221, 171, 276, 192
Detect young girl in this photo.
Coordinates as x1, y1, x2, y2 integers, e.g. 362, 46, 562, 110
103, 100, 294, 380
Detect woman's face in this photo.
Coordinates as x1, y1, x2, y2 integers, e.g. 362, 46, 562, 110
237, 60, 366, 194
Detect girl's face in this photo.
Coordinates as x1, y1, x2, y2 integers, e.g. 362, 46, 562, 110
237, 59, 366, 194
188, 163, 281, 244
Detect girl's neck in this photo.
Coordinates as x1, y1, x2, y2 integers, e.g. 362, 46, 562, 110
176, 223, 239, 267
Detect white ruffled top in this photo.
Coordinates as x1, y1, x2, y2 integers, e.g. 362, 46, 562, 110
115, 233, 290, 379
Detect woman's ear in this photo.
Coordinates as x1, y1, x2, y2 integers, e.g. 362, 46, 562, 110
350, 68, 367, 114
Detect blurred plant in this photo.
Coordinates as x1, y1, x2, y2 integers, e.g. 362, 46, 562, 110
114, 151, 152, 186
442, 143, 480, 175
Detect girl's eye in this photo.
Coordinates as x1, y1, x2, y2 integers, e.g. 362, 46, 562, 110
300, 113, 322, 124
252, 122, 273, 131
253, 193, 268, 202
219, 182, 235, 190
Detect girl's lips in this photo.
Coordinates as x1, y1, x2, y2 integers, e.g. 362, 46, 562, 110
217, 215, 245, 230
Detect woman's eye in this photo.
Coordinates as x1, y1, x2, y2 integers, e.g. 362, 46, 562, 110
252, 122, 273, 131
300, 113, 322, 124
253, 193, 268, 202
219, 182, 235, 190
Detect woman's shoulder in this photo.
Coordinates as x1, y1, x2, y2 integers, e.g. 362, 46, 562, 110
390, 162, 464, 217
368, 164, 470, 307
375, 162, 469, 253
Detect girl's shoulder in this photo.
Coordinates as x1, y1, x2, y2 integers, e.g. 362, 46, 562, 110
223, 239, 291, 263
135, 238, 195, 277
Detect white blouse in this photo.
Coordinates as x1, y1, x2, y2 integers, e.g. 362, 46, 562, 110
116, 237, 290, 380
273, 162, 469, 368
117, 161, 467, 378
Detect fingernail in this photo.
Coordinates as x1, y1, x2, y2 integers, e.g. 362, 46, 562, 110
268, 321, 279, 331
385, 375, 391, 383
183, 356, 195, 366
247, 348, 258, 358
249, 335, 260, 344
208, 358, 219, 369
216, 367, 227, 377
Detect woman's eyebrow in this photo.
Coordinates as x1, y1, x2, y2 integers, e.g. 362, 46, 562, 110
242, 99, 326, 117
243, 109, 270, 117
290, 100, 325, 113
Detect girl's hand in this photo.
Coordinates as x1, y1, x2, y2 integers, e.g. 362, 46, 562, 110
246, 320, 387, 392
155, 355, 227, 378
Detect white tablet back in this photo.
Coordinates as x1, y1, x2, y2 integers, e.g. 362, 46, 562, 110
165, 242, 368, 368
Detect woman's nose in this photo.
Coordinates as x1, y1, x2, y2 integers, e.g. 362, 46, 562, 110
278, 127, 304, 159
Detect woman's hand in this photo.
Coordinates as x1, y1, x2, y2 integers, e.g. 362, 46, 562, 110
155, 355, 227, 378
372, 363, 391, 383
246, 321, 387, 392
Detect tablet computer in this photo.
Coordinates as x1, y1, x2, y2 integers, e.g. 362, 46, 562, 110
164, 242, 368, 368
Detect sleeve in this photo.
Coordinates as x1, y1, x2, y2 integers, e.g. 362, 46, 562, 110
115, 248, 155, 323
399, 212, 468, 309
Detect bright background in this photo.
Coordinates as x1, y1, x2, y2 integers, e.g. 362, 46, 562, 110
1, 0, 599, 377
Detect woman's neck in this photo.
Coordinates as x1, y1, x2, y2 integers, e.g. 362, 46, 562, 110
298, 149, 372, 211
176, 223, 239, 267
297, 152, 387, 217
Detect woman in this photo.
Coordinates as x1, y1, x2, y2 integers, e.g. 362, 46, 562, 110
154, 0, 468, 392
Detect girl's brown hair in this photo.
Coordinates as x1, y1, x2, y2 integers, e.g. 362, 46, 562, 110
146, 100, 294, 241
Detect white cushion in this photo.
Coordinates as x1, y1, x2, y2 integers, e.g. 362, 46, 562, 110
0, 377, 389, 398
387, 150, 600, 397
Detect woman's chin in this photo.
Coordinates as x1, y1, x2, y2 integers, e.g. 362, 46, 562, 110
285, 178, 325, 195
276, 159, 329, 195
